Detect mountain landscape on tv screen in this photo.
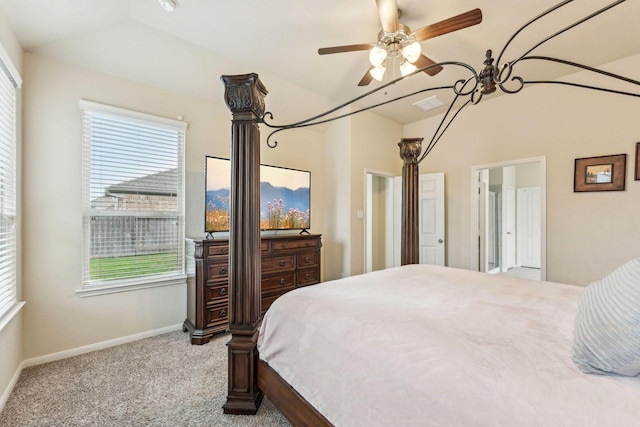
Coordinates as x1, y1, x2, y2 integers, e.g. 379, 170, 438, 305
205, 182, 310, 231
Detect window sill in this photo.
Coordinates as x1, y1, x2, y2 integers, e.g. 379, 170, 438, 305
76, 274, 187, 298
0, 301, 26, 333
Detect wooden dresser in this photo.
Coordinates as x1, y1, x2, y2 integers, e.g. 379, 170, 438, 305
183, 234, 322, 344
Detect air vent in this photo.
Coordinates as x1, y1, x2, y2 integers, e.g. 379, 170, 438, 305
412, 95, 445, 112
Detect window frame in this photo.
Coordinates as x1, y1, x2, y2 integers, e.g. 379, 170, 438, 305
78, 100, 187, 297
0, 42, 22, 329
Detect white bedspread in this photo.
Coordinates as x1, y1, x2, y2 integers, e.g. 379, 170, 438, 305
257, 264, 640, 427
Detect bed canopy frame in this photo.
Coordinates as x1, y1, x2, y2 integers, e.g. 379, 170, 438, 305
219, 0, 640, 421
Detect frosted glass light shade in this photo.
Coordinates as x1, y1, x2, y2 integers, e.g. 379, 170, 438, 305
400, 61, 417, 76
370, 65, 386, 81
401, 41, 421, 63
369, 46, 388, 67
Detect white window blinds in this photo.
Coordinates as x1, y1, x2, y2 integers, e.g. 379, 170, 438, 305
0, 56, 18, 320
80, 101, 187, 295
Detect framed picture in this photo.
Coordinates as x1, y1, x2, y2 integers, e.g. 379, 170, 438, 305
574, 154, 626, 192
636, 142, 640, 181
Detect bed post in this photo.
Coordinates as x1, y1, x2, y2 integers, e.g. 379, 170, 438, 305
398, 137, 423, 265
221, 73, 267, 415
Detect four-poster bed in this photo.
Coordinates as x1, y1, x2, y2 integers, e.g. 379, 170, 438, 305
219, 1, 640, 424
219, 72, 640, 427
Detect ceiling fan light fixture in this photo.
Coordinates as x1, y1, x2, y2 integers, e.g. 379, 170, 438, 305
400, 60, 417, 77
401, 40, 421, 63
158, 0, 176, 12
369, 46, 388, 67
370, 65, 386, 81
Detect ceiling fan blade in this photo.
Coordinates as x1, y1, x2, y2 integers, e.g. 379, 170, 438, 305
414, 55, 444, 76
412, 8, 482, 42
376, 0, 399, 33
358, 67, 375, 86
318, 44, 372, 55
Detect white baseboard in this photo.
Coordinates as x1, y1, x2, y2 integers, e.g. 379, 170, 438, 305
22, 323, 183, 368
0, 323, 183, 412
0, 360, 24, 414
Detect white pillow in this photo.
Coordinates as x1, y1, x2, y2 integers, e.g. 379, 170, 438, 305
573, 258, 640, 376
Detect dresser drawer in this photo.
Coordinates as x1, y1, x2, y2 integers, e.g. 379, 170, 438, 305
262, 273, 295, 293
205, 302, 228, 328
272, 239, 319, 252
297, 268, 320, 286
206, 260, 229, 282
297, 252, 318, 268
205, 283, 228, 304
205, 244, 229, 259
262, 255, 295, 273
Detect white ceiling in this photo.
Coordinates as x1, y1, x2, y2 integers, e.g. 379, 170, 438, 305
1, 0, 639, 126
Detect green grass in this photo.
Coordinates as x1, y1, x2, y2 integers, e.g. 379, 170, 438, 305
90, 252, 179, 281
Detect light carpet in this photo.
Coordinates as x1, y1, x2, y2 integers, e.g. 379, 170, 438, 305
0, 330, 291, 426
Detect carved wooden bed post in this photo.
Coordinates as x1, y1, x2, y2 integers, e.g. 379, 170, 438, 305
398, 137, 423, 265
221, 73, 267, 414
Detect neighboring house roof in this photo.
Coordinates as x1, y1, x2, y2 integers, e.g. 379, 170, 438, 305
106, 169, 177, 197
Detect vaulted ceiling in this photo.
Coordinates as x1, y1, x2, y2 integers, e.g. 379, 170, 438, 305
1, 0, 639, 126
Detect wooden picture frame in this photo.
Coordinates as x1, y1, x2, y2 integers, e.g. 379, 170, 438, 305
635, 143, 640, 181
574, 154, 626, 192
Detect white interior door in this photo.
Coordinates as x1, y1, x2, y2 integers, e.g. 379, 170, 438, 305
393, 172, 445, 266
419, 173, 445, 265
517, 187, 541, 268
503, 185, 516, 271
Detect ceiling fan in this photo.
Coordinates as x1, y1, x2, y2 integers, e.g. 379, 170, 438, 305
318, 0, 482, 86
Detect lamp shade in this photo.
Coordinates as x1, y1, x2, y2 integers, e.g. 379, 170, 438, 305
369, 46, 388, 67
400, 61, 417, 77
401, 40, 421, 63
370, 65, 386, 81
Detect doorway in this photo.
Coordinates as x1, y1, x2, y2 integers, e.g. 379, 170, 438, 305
471, 157, 546, 280
365, 171, 395, 273
365, 171, 445, 273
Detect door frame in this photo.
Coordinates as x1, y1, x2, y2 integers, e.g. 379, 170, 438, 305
470, 157, 547, 279
365, 169, 396, 273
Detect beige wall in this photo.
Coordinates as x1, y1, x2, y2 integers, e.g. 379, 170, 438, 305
404, 53, 640, 286
349, 110, 402, 276
320, 107, 402, 281
20, 52, 324, 361
322, 110, 351, 280
0, 7, 22, 409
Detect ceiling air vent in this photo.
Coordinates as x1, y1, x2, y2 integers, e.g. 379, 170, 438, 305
412, 95, 445, 112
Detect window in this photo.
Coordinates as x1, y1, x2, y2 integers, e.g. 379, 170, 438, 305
0, 47, 20, 324
80, 101, 187, 296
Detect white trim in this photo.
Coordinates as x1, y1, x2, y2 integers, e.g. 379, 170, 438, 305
22, 323, 183, 369
79, 99, 187, 131
0, 42, 21, 88
0, 301, 25, 333
0, 323, 182, 413
0, 357, 23, 413
76, 275, 186, 297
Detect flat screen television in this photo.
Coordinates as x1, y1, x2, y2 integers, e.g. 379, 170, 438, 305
205, 156, 311, 233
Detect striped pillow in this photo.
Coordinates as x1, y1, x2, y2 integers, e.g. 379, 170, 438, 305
573, 258, 640, 376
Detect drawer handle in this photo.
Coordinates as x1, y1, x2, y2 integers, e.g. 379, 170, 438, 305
220, 288, 227, 296
282, 243, 288, 248
280, 278, 286, 285
221, 248, 228, 253
220, 309, 227, 317
279, 260, 286, 266
219, 267, 227, 274
305, 273, 311, 280
304, 256, 311, 263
